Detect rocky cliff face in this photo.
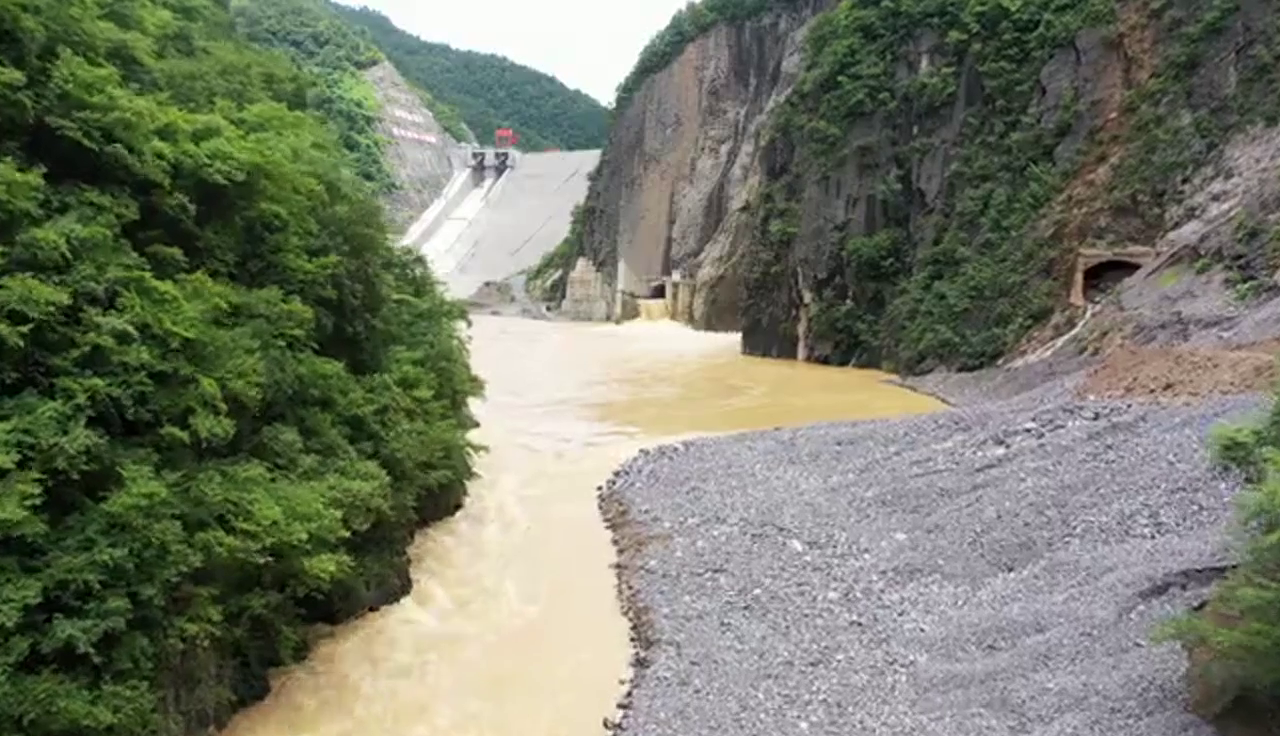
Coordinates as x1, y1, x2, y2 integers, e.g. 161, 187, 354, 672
578, 0, 835, 328
581, 0, 1280, 374
364, 61, 460, 233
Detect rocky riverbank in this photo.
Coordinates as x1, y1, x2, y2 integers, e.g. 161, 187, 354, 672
597, 358, 1267, 735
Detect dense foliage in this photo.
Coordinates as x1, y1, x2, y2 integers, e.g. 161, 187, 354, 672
1160, 401, 1280, 720
614, 0, 801, 114
234, 0, 473, 145
0, 0, 480, 733
232, 0, 395, 190
332, 3, 609, 151
235, 0, 382, 71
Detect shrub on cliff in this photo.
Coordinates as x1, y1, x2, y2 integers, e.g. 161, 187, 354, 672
0, 0, 479, 733
528, 204, 588, 303
1160, 405, 1280, 720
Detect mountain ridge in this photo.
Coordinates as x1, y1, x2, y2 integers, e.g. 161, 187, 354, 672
331, 2, 611, 150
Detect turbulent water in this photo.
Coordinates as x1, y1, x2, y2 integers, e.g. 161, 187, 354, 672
221, 315, 943, 736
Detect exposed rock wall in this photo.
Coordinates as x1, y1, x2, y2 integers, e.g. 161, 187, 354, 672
579, 0, 835, 328
364, 62, 460, 233
739, 18, 1139, 365
582, 0, 1280, 372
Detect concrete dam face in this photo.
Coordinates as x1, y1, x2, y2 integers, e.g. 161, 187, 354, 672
401, 149, 601, 299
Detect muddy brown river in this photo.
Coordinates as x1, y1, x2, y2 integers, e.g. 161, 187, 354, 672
221, 315, 944, 736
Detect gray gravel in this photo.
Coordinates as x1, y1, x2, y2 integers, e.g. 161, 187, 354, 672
602, 387, 1268, 736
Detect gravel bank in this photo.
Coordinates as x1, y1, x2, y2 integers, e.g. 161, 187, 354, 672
600, 388, 1267, 736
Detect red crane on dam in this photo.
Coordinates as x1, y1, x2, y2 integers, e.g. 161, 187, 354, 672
494, 128, 519, 148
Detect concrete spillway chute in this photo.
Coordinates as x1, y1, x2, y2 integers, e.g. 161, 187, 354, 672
404, 149, 600, 299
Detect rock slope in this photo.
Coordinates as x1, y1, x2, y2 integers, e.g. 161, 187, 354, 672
364, 61, 460, 233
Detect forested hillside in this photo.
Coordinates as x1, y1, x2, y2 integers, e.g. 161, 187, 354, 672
232, 0, 472, 144
231, 0, 394, 189
331, 3, 610, 151
0, 0, 479, 733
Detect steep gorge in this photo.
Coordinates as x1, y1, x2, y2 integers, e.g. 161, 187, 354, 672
577, 0, 1280, 374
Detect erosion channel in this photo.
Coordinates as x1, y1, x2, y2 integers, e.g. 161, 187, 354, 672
222, 314, 943, 736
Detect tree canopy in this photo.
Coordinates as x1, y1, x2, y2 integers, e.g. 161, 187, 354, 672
331, 3, 610, 151
233, 0, 383, 72
0, 0, 480, 733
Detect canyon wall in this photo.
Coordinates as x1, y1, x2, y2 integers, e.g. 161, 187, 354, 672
578, 0, 835, 328
579, 0, 1280, 374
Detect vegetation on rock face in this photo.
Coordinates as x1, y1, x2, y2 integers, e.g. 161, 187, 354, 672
1106, 0, 1280, 312
527, 203, 588, 303
1159, 403, 1280, 723
613, 0, 803, 115
1106, 0, 1264, 228
331, 3, 609, 150
0, 0, 480, 733
743, 0, 1280, 374
750, 0, 1116, 373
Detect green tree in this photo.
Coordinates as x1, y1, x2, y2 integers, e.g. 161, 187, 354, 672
1160, 400, 1280, 722
0, 0, 480, 733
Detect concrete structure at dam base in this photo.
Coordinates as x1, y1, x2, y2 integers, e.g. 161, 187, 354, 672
561, 258, 611, 321
561, 257, 696, 325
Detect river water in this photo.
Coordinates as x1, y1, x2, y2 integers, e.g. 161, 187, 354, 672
221, 314, 944, 736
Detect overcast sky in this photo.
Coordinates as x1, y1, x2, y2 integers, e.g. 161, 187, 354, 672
334, 0, 691, 104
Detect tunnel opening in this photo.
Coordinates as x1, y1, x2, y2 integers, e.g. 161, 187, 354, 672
646, 281, 666, 299
1082, 260, 1142, 302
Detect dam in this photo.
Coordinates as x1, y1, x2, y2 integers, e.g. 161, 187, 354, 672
220, 150, 945, 736
401, 148, 601, 300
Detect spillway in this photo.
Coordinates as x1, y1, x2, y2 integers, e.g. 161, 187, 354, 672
402, 150, 600, 299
